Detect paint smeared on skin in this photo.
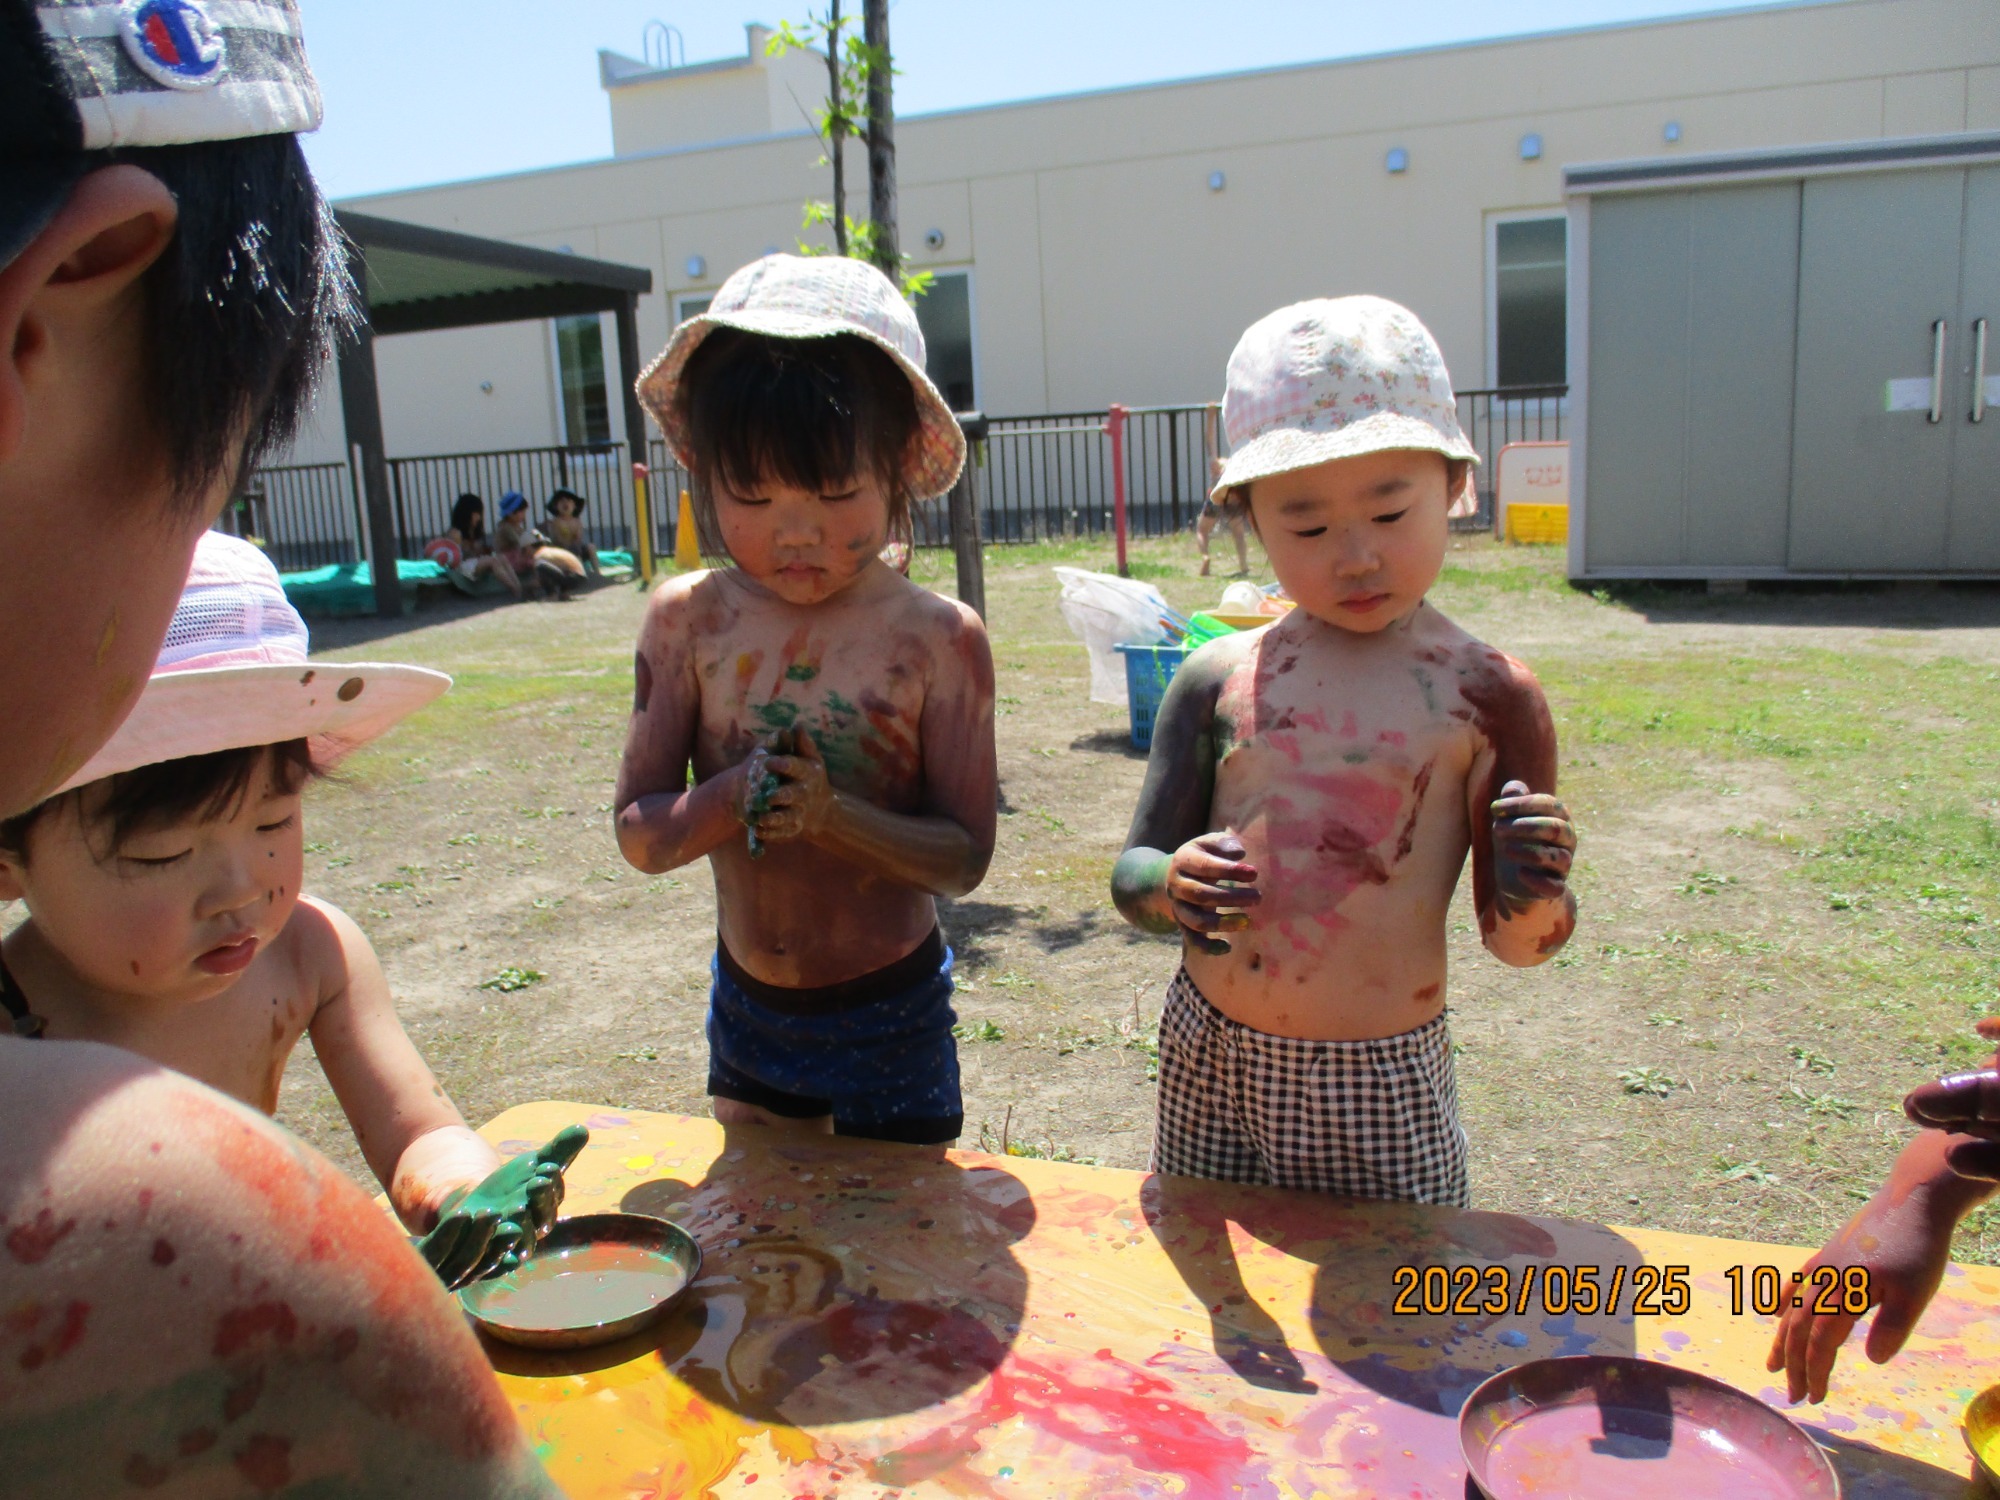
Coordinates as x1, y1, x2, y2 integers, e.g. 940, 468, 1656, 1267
1413, 983, 1440, 1003
151, 1238, 176, 1266
1392, 758, 1436, 863
232, 1433, 293, 1493
785, 663, 820, 682
212, 1301, 298, 1358
6, 1209, 77, 1263
123, 1453, 170, 1488
633, 652, 653, 713
14, 1299, 89, 1370
1456, 651, 1560, 936
222, 1369, 265, 1423
177, 1428, 217, 1458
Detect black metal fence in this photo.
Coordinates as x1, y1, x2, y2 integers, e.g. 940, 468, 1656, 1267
248, 387, 1566, 569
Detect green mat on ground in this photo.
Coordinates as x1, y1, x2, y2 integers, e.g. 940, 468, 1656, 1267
281, 559, 447, 617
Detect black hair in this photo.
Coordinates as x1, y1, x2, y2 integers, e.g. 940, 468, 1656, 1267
451, 492, 486, 541
677, 329, 919, 554
78, 133, 355, 508
0, 740, 317, 864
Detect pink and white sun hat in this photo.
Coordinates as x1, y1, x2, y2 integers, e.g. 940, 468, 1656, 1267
53, 533, 449, 796
1214, 295, 1479, 517
635, 253, 966, 499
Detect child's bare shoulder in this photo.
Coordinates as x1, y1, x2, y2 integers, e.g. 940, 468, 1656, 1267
881, 572, 987, 648
642, 568, 739, 636
282, 895, 373, 999
1416, 609, 1556, 752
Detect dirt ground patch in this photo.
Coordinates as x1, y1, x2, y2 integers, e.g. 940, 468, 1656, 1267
19, 535, 2000, 1268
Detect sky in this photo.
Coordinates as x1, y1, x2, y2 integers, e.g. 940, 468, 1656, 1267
300, 0, 1781, 200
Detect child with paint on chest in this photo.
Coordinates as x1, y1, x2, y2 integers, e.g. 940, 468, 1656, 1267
615, 253, 997, 1147
1113, 296, 1578, 1206
0, 533, 585, 1290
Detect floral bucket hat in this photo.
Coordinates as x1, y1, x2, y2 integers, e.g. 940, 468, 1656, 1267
1214, 295, 1479, 517
635, 253, 966, 500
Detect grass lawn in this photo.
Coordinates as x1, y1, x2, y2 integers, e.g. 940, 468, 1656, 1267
77, 532, 2000, 1266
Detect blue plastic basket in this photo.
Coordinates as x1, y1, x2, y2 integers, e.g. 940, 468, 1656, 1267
1115, 642, 1191, 750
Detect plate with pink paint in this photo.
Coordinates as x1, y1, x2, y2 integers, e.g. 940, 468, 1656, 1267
459, 1212, 702, 1350
1459, 1355, 1840, 1500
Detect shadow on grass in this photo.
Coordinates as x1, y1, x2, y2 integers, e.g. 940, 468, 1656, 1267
1584, 577, 2000, 632
1068, 729, 1147, 760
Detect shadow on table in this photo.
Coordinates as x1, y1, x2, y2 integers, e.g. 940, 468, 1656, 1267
1796, 1426, 1979, 1500
512, 1126, 1038, 1425
1142, 1174, 1642, 1414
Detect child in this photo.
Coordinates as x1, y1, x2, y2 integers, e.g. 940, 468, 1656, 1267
545, 487, 601, 574
615, 253, 997, 1146
1113, 295, 1578, 1205
496, 490, 581, 601
0, 532, 584, 1290
432, 491, 523, 597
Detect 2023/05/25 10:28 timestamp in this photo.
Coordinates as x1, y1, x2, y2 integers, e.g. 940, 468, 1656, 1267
1390, 1264, 1874, 1318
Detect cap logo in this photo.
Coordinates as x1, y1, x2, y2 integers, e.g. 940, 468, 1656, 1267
119, 0, 226, 91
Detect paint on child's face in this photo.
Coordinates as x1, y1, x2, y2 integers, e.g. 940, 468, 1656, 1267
1246, 450, 1454, 634
713, 470, 891, 606
1, 752, 306, 1005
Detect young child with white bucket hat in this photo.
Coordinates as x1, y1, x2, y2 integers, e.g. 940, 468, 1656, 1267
615, 253, 996, 1146
1113, 295, 1579, 1206
0, 533, 585, 1290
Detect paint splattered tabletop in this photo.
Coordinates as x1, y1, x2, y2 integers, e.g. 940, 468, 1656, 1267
478, 1103, 1998, 1498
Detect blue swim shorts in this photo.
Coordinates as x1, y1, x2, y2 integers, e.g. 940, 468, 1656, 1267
706, 927, 963, 1145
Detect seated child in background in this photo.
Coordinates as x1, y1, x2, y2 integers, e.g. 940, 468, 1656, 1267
615, 253, 997, 1146
0, 534, 582, 1288
430, 491, 523, 598
496, 490, 582, 602
1768, 1018, 1999, 1404
1113, 295, 1578, 1205
544, 487, 600, 574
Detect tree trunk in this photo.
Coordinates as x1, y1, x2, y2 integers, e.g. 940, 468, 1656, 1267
862, 0, 898, 277
827, 0, 846, 256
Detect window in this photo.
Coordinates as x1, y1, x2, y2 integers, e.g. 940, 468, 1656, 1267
1490, 216, 1567, 387
554, 314, 611, 446
676, 294, 713, 323
913, 270, 976, 412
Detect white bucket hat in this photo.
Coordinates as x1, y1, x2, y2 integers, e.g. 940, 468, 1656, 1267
1215, 295, 1479, 517
53, 533, 448, 796
635, 253, 966, 500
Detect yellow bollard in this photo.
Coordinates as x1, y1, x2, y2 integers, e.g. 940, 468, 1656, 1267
632, 462, 655, 583
675, 489, 701, 571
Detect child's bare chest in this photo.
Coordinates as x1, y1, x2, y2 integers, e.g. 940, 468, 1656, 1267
695, 623, 932, 801
1210, 635, 1481, 858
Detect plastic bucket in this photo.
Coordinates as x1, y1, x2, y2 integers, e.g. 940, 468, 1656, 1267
1115, 643, 1191, 750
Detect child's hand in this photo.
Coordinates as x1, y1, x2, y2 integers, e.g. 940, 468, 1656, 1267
737, 745, 781, 858
417, 1125, 589, 1291
1490, 779, 1575, 917
1167, 831, 1260, 955
1905, 1022, 2000, 1178
750, 726, 837, 846
1764, 1190, 1953, 1404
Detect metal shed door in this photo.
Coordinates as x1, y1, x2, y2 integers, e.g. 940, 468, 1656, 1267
1788, 169, 1965, 572
1948, 167, 2000, 567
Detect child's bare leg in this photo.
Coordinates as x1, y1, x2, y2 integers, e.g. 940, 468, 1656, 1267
1230, 517, 1250, 575
1195, 513, 1216, 576
712, 1096, 835, 1135
484, 554, 522, 599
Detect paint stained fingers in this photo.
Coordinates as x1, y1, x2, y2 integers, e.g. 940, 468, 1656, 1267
464, 1219, 529, 1287
1943, 1137, 2000, 1180
1801, 1307, 1863, 1404
1904, 1069, 2000, 1138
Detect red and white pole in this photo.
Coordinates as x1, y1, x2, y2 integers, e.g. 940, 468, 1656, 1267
1106, 403, 1130, 577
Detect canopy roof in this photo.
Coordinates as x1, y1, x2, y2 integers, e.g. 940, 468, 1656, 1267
336, 210, 654, 336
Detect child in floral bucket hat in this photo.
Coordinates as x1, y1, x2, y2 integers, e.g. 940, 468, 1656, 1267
1114, 296, 1577, 1222
617, 255, 996, 1146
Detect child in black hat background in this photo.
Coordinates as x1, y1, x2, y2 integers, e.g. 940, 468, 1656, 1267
545, 487, 599, 576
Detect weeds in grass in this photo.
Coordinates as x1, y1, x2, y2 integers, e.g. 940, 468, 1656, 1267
1647, 1012, 1683, 1028
953, 1019, 1006, 1043
303, 840, 331, 853
531, 896, 565, 911
1716, 1158, 1780, 1186
1677, 872, 1737, 896
479, 967, 546, 993
1788, 1045, 1835, 1074
370, 879, 414, 893
975, 1111, 1098, 1164
1791, 1086, 1857, 1119
1618, 1066, 1677, 1097
615, 1044, 661, 1062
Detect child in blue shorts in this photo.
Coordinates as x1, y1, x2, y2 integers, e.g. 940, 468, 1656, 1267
615, 254, 998, 1145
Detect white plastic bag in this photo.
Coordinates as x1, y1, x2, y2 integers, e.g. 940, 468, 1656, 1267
1053, 566, 1171, 705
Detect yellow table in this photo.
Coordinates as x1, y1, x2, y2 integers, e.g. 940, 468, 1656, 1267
479, 1103, 1998, 1498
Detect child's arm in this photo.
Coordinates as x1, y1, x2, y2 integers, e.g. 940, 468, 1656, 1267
1463, 658, 1577, 966
293, 899, 497, 1227
1766, 1127, 1994, 1403
614, 577, 768, 872
1111, 645, 1258, 952
749, 602, 998, 898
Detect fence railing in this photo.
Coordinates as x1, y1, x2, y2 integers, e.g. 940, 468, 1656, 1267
248, 388, 1566, 571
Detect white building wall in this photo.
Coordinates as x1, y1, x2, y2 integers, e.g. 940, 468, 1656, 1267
274, 0, 2000, 469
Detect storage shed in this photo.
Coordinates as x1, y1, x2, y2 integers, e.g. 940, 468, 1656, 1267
1566, 131, 2000, 582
